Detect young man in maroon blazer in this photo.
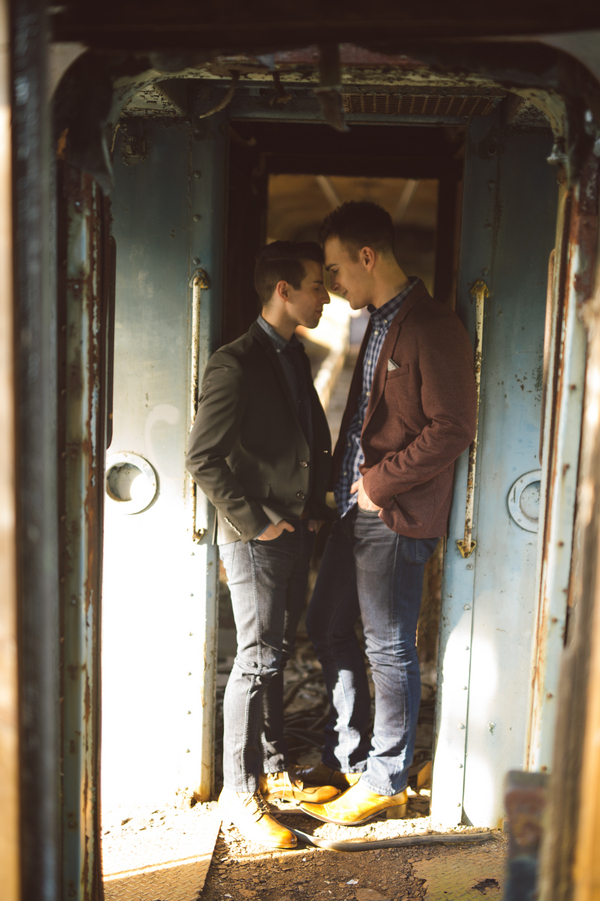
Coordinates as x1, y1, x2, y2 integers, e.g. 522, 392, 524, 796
299, 201, 477, 825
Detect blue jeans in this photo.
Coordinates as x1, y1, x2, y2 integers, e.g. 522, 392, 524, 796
306, 507, 438, 796
219, 522, 315, 792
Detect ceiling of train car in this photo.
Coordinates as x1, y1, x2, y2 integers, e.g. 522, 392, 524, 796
267, 175, 439, 242
50, 1, 600, 48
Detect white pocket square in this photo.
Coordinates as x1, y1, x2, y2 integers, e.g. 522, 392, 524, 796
387, 358, 400, 371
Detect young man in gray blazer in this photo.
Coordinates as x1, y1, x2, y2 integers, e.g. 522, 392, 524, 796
298, 202, 477, 826
186, 242, 338, 850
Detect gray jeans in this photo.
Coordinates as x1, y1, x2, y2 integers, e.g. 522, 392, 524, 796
219, 521, 315, 792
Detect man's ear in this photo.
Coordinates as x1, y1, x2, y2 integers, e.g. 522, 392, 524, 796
276, 279, 290, 301
360, 246, 376, 271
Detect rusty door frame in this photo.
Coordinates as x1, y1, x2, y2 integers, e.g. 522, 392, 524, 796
57, 160, 111, 901
525, 169, 590, 772
45, 33, 600, 901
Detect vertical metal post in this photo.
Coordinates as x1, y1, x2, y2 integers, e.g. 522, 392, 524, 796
11, 1, 61, 898
457, 279, 488, 559
183, 110, 227, 802
59, 165, 106, 901
189, 268, 210, 544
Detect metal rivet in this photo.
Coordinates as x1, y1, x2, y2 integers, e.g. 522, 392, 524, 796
458, 723, 465, 730
193, 170, 201, 178
193, 213, 201, 222
463, 604, 471, 610
466, 563, 473, 570
192, 257, 200, 265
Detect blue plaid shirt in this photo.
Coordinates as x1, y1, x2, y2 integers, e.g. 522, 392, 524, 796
334, 279, 417, 517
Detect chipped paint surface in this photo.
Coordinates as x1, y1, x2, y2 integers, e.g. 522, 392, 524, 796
61, 165, 107, 901
434, 116, 557, 828
526, 160, 598, 772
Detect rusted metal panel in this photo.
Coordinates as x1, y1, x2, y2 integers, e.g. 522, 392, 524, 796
103, 114, 225, 810
525, 178, 588, 773
59, 162, 108, 901
433, 114, 501, 827
434, 117, 558, 829
538, 151, 600, 901
273, 44, 423, 68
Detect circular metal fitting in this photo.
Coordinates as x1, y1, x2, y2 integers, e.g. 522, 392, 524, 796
105, 452, 158, 515
507, 469, 542, 533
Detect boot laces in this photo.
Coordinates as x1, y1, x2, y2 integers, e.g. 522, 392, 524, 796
242, 791, 271, 822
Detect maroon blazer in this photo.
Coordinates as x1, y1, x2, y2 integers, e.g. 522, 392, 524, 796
332, 280, 477, 539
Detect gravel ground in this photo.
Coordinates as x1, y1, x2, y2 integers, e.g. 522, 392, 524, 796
202, 795, 505, 901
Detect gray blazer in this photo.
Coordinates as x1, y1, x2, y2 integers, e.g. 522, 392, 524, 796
186, 321, 333, 545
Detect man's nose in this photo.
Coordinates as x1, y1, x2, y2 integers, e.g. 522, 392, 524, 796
322, 289, 331, 304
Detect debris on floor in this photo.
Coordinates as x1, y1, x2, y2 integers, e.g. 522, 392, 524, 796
102, 802, 220, 901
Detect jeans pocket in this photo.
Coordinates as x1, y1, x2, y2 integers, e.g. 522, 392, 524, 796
219, 541, 237, 576
413, 536, 440, 564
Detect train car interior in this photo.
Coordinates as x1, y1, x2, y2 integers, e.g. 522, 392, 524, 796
6, 11, 600, 900
67, 56, 570, 888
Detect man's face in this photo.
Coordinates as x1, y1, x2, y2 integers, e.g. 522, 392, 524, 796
324, 237, 373, 310
286, 259, 330, 328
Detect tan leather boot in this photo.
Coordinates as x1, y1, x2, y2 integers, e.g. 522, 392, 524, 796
260, 771, 339, 804
300, 780, 408, 826
293, 761, 363, 791
218, 787, 297, 849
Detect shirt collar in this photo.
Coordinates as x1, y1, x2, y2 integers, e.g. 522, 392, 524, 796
367, 277, 418, 324
257, 315, 302, 353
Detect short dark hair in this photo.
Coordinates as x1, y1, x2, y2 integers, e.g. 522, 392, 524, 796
319, 201, 395, 259
254, 241, 323, 306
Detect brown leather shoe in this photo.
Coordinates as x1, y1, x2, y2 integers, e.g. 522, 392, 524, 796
293, 761, 363, 791
300, 780, 408, 826
218, 787, 297, 849
260, 771, 340, 804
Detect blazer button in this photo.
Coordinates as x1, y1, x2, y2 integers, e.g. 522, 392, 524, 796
300, 461, 308, 468
296, 491, 306, 500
